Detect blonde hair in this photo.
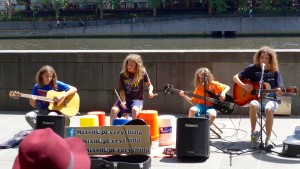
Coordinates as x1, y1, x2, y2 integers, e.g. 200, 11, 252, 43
253, 46, 279, 73
36, 65, 58, 89
193, 67, 214, 88
122, 54, 145, 86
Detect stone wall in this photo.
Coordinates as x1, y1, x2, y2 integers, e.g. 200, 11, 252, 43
1, 50, 299, 115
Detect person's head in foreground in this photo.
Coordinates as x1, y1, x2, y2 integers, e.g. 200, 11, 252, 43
13, 128, 90, 169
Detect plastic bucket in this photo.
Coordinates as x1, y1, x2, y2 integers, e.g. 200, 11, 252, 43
112, 118, 130, 126
138, 110, 159, 141
158, 115, 176, 146
79, 115, 99, 127
87, 111, 106, 126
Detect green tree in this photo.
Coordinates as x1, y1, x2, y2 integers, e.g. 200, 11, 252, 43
260, 0, 272, 11
3, 0, 14, 20
111, 0, 121, 9
53, 0, 68, 19
148, 0, 161, 16
205, 0, 228, 14
96, 0, 105, 19
208, 0, 213, 14
211, 0, 228, 14
33, 0, 67, 18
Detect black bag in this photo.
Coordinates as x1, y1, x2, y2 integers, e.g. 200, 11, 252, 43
91, 155, 151, 169
0, 130, 32, 149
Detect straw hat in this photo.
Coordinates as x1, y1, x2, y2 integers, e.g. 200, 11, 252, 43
12, 128, 90, 169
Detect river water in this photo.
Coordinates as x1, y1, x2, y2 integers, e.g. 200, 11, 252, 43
1, 37, 300, 50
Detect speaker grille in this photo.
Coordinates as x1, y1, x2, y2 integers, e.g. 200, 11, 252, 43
176, 118, 210, 158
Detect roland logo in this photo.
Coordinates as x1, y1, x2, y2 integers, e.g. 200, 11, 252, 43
185, 124, 198, 128
42, 121, 54, 125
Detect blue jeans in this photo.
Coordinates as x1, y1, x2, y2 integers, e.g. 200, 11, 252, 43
25, 109, 59, 129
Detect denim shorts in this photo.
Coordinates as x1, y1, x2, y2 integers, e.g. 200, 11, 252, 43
250, 99, 278, 113
116, 100, 143, 118
192, 104, 217, 118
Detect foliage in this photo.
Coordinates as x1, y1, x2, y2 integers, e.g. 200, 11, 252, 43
211, 0, 228, 14
0, 11, 23, 21
1, 0, 300, 21
111, 0, 121, 9
53, 0, 68, 19
148, 0, 161, 9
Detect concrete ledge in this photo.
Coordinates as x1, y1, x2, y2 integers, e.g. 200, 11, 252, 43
1, 50, 299, 115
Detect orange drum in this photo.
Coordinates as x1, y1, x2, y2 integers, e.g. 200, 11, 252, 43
87, 111, 106, 126
138, 110, 159, 141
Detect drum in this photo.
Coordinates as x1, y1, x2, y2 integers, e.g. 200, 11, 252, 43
158, 115, 176, 146
87, 111, 106, 126
112, 118, 131, 126
79, 115, 99, 127
138, 110, 159, 142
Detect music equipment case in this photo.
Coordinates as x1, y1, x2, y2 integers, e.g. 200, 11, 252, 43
90, 119, 152, 169
91, 155, 151, 169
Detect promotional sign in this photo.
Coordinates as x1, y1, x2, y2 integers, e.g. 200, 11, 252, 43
65, 125, 151, 155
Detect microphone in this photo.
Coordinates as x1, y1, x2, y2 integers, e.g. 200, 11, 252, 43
202, 69, 207, 83
261, 63, 265, 71
202, 69, 207, 76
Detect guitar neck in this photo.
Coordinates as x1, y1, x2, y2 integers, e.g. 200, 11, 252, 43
19, 93, 54, 102
171, 88, 215, 102
257, 88, 286, 94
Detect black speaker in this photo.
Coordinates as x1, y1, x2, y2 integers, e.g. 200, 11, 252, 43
176, 117, 210, 158
36, 115, 65, 137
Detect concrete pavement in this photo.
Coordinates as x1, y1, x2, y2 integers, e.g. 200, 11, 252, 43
1, 111, 300, 169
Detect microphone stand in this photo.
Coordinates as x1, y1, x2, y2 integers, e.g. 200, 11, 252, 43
258, 64, 265, 150
203, 71, 207, 118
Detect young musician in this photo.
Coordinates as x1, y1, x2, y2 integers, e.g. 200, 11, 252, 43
233, 46, 283, 150
179, 67, 230, 125
25, 65, 77, 129
110, 54, 154, 125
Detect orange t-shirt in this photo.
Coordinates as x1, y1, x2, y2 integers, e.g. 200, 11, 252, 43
191, 81, 227, 106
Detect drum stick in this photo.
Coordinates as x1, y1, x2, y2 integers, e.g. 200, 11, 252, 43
149, 93, 158, 98
114, 89, 123, 102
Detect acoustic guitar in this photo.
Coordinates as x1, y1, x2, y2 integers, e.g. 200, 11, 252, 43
164, 84, 235, 115
233, 78, 298, 106
9, 90, 80, 116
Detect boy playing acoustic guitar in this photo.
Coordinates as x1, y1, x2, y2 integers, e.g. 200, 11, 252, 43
233, 46, 284, 150
25, 65, 77, 129
179, 67, 230, 126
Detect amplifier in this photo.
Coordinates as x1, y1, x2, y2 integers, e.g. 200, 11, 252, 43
36, 115, 65, 137
176, 118, 210, 159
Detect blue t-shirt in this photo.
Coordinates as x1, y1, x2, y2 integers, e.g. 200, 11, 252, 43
238, 64, 283, 98
119, 70, 150, 101
32, 81, 70, 109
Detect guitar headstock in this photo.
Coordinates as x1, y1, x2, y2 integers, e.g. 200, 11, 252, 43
286, 86, 299, 95
164, 84, 174, 94
9, 91, 21, 99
